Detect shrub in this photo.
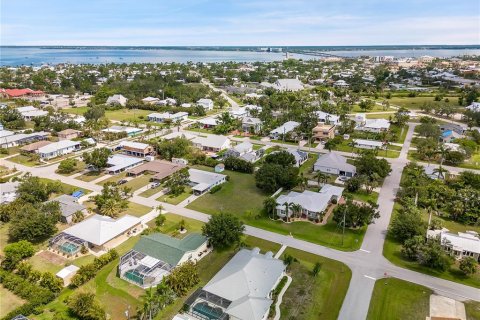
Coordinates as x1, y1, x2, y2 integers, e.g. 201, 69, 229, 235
69, 249, 118, 288
209, 185, 222, 194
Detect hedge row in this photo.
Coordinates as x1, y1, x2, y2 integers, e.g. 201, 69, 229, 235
69, 249, 118, 288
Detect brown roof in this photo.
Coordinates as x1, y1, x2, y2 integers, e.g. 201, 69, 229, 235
20, 140, 52, 152
58, 129, 81, 135
127, 160, 186, 180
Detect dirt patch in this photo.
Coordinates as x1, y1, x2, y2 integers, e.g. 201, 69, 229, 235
37, 250, 68, 265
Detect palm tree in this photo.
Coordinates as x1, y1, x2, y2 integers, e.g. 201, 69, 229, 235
156, 204, 163, 214
348, 140, 356, 155
139, 288, 157, 320
263, 197, 278, 220
290, 203, 303, 219
314, 171, 328, 187
283, 202, 291, 221
299, 172, 308, 191
99, 198, 121, 218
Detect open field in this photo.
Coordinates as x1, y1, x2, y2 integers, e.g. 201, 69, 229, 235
157, 187, 192, 205
75, 170, 106, 182
0, 285, 26, 318
367, 278, 431, 320
63, 107, 152, 122
279, 248, 351, 320
187, 166, 366, 251
382, 96, 461, 110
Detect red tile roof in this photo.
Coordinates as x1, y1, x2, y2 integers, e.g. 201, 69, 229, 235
0, 88, 44, 97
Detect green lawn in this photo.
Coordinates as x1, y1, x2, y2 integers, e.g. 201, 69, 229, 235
147, 213, 205, 236
279, 247, 352, 320
123, 173, 153, 191
0, 146, 21, 158
345, 189, 379, 203
7, 154, 41, 166
27, 252, 65, 274
465, 301, 480, 320
63, 107, 152, 123
75, 170, 106, 182
352, 103, 393, 113
56, 160, 86, 176
0, 223, 9, 255
0, 285, 26, 318
383, 96, 460, 110
126, 201, 152, 217
138, 185, 163, 198
187, 166, 365, 251
299, 153, 318, 174
366, 113, 396, 119
157, 187, 193, 205
97, 172, 127, 185
331, 140, 401, 158
39, 177, 91, 197
367, 278, 432, 320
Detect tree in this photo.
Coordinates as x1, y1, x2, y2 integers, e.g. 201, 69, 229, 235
202, 212, 245, 249
94, 182, 130, 217
164, 261, 199, 297
58, 158, 78, 174
68, 292, 106, 320
459, 257, 477, 276
416, 238, 452, 271
393, 107, 410, 126
401, 235, 425, 260
312, 262, 322, 277
263, 197, 277, 219
40, 271, 63, 293
264, 151, 296, 167
389, 205, 427, 243
164, 168, 190, 196
314, 171, 329, 187
16, 174, 62, 203
154, 137, 192, 161
332, 199, 380, 228
344, 175, 364, 192
1, 240, 35, 270
255, 163, 299, 193
445, 151, 465, 166
359, 99, 374, 112
84, 105, 105, 122
82, 147, 112, 171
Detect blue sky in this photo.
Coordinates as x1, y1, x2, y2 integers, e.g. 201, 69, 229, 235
1, 0, 479, 45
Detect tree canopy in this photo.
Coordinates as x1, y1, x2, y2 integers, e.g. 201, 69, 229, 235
202, 212, 245, 249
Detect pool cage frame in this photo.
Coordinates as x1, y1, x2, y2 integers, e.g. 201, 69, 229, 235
183, 288, 231, 320
119, 249, 173, 288
49, 233, 88, 257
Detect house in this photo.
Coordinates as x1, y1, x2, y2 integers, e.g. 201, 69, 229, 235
276, 190, 334, 220
57, 129, 82, 140
439, 123, 466, 136
127, 160, 186, 182
427, 229, 480, 262
142, 97, 160, 105
119, 141, 154, 157
56, 265, 80, 286
38, 140, 81, 159
353, 139, 385, 150
229, 107, 249, 119
241, 117, 262, 134
0, 88, 44, 99
183, 248, 285, 320
312, 123, 335, 141
147, 112, 188, 123
315, 111, 340, 125
0, 181, 19, 204
188, 168, 227, 195
119, 233, 208, 288
269, 121, 300, 140
47, 194, 87, 224
197, 117, 218, 128
192, 135, 231, 153
162, 131, 197, 141
19, 140, 52, 153
466, 102, 480, 113
106, 154, 144, 174
49, 214, 142, 255
245, 104, 262, 116
106, 94, 128, 107
274, 78, 304, 91
225, 141, 253, 157
19, 108, 48, 120
286, 149, 308, 167
197, 98, 214, 110
102, 126, 142, 137
354, 114, 390, 133
333, 80, 349, 88
440, 130, 462, 143
314, 153, 356, 177
319, 184, 344, 202
0, 131, 49, 148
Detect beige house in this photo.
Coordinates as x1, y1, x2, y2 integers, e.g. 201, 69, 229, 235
57, 129, 82, 140
312, 123, 335, 141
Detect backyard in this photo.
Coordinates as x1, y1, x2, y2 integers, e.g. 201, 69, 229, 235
0, 285, 26, 318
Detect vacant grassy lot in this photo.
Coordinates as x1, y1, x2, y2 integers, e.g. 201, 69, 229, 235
280, 248, 351, 320
56, 160, 86, 176
331, 140, 401, 158
367, 278, 431, 320
157, 186, 192, 205
126, 201, 152, 217
123, 173, 153, 191
75, 170, 106, 182
98, 171, 127, 185
0, 285, 26, 318
64, 107, 152, 122
39, 177, 91, 197
383, 96, 460, 110
8, 154, 41, 166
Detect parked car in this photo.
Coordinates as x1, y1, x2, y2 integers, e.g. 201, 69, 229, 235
151, 182, 160, 189
117, 179, 128, 185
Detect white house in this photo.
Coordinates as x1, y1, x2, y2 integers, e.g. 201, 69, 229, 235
197, 117, 218, 128
354, 114, 390, 133
106, 154, 144, 174
427, 229, 480, 262
119, 233, 209, 288
106, 94, 128, 107
353, 139, 386, 150
286, 148, 308, 167
315, 111, 341, 125
142, 97, 160, 104
229, 107, 248, 119
197, 98, 214, 110
192, 135, 231, 152
314, 152, 356, 177
269, 121, 300, 140
466, 102, 480, 113
276, 190, 334, 220
102, 126, 142, 137
188, 168, 227, 195
333, 80, 349, 88
183, 248, 286, 320
38, 140, 81, 160
241, 117, 262, 134
147, 112, 188, 123
274, 78, 304, 91
18, 106, 48, 120
47, 194, 87, 224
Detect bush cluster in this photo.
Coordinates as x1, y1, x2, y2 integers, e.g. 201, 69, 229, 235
69, 249, 118, 288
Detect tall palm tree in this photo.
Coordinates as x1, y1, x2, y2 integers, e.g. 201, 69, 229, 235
290, 203, 303, 219
139, 288, 157, 320
283, 202, 291, 221
99, 198, 121, 218
314, 171, 328, 187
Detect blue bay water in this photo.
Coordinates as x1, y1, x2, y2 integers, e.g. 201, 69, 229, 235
1, 47, 479, 66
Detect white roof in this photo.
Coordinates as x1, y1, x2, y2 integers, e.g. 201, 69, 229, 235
270, 121, 300, 135
276, 190, 331, 213
233, 141, 253, 153
56, 265, 80, 279
319, 184, 344, 198
22, 110, 48, 117
107, 154, 144, 172
203, 249, 285, 320
466, 102, 480, 112
353, 139, 384, 147
192, 135, 229, 149
314, 153, 356, 173
16, 106, 37, 113
162, 131, 197, 141
63, 214, 141, 246
102, 126, 141, 134
119, 140, 150, 150
189, 169, 225, 186
0, 131, 49, 145
197, 98, 213, 104
38, 140, 80, 154
0, 129, 14, 138
140, 256, 160, 268
198, 117, 218, 126
315, 111, 340, 123
275, 79, 304, 91
443, 232, 480, 253
142, 96, 159, 102
0, 181, 19, 194
148, 112, 188, 120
